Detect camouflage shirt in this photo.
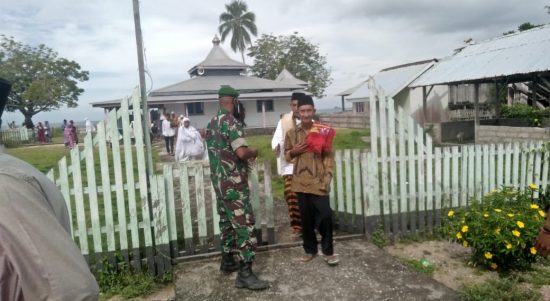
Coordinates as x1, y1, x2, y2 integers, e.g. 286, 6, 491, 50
206, 107, 249, 201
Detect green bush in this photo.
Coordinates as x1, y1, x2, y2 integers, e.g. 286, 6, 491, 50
95, 256, 171, 299
500, 103, 548, 127
443, 186, 546, 271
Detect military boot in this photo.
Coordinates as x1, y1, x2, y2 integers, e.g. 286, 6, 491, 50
219, 252, 239, 273
235, 261, 269, 290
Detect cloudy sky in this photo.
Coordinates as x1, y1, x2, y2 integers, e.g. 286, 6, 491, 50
1, 0, 548, 125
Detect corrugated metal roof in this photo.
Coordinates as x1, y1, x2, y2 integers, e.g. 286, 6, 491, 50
411, 25, 550, 87
275, 68, 308, 86
336, 80, 367, 96
151, 75, 303, 95
339, 60, 434, 99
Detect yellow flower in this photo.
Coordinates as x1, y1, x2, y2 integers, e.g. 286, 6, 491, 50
516, 221, 525, 229
512, 230, 521, 237
484, 252, 493, 259
530, 247, 537, 255
456, 232, 462, 239
531, 204, 540, 209
494, 208, 502, 213
483, 213, 489, 218
448, 210, 455, 218
495, 228, 501, 234
529, 183, 537, 190
491, 189, 497, 193
490, 263, 498, 270
507, 213, 514, 217
462, 225, 469, 233
539, 210, 546, 217
506, 243, 513, 249
463, 240, 469, 248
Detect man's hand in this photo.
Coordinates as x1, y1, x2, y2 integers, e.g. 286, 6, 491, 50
535, 228, 550, 257
235, 146, 258, 161
290, 143, 308, 158
274, 144, 280, 156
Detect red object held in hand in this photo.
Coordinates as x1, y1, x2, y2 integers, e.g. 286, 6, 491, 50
305, 123, 335, 153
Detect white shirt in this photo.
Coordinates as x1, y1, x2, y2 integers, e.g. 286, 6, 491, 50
162, 119, 175, 137
271, 117, 300, 176
85, 120, 95, 134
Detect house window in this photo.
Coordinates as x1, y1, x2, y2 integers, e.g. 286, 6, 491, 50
256, 100, 274, 112
450, 84, 474, 103
355, 102, 364, 113
186, 102, 204, 115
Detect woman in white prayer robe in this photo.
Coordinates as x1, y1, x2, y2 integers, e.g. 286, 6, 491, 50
175, 117, 205, 162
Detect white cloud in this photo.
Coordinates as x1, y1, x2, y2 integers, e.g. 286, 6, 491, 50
1, 0, 549, 125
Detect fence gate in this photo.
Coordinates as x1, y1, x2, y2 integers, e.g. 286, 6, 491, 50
46, 88, 276, 275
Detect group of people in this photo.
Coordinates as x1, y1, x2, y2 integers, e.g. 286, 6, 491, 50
61, 119, 78, 149
60, 118, 95, 149
35, 121, 52, 144
206, 86, 337, 291
161, 112, 206, 161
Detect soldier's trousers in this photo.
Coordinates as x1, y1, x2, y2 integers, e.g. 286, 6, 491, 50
217, 195, 257, 263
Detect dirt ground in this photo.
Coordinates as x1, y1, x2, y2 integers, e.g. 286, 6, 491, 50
385, 240, 550, 300
384, 240, 497, 291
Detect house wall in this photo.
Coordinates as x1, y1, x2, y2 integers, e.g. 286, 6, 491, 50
395, 85, 450, 124
477, 125, 550, 144
160, 98, 290, 130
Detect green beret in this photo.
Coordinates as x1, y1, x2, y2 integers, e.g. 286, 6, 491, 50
218, 85, 240, 98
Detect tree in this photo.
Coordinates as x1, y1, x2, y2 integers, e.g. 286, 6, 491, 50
0, 36, 89, 128
248, 33, 332, 98
218, 0, 257, 63
503, 22, 542, 35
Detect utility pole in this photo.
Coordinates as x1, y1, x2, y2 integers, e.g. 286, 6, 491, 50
132, 0, 154, 176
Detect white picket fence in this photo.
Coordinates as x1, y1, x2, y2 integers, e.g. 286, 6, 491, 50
45, 88, 276, 274
362, 78, 548, 235
0, 127, 34, 145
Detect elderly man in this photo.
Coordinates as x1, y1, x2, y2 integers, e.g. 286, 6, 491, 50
285, 94, 339, 266
0, 77, 100, 300
175, 116, 204, 162
206, 85, 269, 290
271, 92, 305, 236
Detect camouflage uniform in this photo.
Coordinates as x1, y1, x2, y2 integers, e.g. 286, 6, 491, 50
206, 107, 257, 263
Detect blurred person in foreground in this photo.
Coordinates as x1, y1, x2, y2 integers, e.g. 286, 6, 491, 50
535, 204, 550, 256
0, 77, 99, 300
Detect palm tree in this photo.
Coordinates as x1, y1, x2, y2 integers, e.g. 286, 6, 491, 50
218, 0, 257, 63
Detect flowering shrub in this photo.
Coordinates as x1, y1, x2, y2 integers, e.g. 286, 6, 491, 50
443, 186, 546, 271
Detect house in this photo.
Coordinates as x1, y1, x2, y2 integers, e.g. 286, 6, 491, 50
337, 59, 446, 124
411, 25, 550, 142
91, 36, 306, 129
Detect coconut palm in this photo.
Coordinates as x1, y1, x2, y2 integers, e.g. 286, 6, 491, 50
218, 0, 257, 63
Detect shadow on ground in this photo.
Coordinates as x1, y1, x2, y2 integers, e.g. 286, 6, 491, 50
174, 239, 459, 301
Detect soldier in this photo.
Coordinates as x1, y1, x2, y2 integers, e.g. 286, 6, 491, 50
206, 85, 269, 290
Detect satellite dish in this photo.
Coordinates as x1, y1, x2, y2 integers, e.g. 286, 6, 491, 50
197, 66, 205, 76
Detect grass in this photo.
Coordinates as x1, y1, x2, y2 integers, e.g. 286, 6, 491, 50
459, 277, 541, 301
6, 144, 69, 173
401, 258, 435, 276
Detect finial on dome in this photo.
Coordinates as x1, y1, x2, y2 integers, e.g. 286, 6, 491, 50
213, 35, 220, 46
